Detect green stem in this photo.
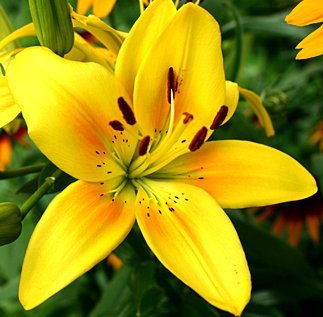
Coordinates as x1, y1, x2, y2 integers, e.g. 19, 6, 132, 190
20, 169, 63, 219
0, 164, 46, 180
227, 2, 243, 82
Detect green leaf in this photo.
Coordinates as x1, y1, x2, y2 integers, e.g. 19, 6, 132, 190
89, 266, 133, 317
229, 215, 314, 277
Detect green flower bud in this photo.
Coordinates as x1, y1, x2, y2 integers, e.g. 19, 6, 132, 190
0, 202, 22, 246
28, 0, 74, 56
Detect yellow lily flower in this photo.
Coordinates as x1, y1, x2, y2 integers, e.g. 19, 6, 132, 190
286, 0, 323, 59
77, 0, 117, 18
6, 0, 316, 315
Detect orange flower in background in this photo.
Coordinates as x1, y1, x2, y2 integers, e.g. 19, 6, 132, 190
0, 132, 11, 171
285, 0, 323, 59
310, 121, 323, 151
253, 192, 323, 246
0, 120, 28, 171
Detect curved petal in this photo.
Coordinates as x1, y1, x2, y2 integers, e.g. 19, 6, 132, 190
135, 180, 250, 316
295, 25, 323, 59
238, 86, 275, 137
223, 81, 239, 125
71, 12, 124, 56
285, 0, 323, 26
0, 76, 20, 128
134, 3, 225, 138
19, 180, 136, 310
0, 23, 35, 52
65, 33, 116, 72
157, 140, 317, 208
93, 0, 116, 18
115, 0, 176, 100
7, 47, 135, 181
76, 0, 93, 16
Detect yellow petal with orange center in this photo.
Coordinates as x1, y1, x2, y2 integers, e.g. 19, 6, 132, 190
285, 0, 323, 26
135, 180, 250, 316
19, 180, 136, 310
115, 0, 176, 101
158, 140, 317, 208
7, 47, 132, 181
134, 3, 225, 137
295, 25, 323, 59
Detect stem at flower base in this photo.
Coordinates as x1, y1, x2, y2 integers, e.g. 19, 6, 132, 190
20, 169, 63, 220
0, 164, 46, 180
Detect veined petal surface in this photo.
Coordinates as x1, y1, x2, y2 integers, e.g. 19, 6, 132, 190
135, 180, 250, 316
115, 0, 176, 100
7, 47, 131, 181
134, 3, 225, 137
285, 0, 323, 26
19, 180, 136, 310
158, 141, 317, 208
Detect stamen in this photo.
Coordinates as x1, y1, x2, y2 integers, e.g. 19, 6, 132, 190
183, 112, 193, 124
210, 105, 228, 130
167, 67, 177, 104
109, 120, 124, 131
118, 97, 136, 125
138, 136, 151, 156
189, 127, 208, 152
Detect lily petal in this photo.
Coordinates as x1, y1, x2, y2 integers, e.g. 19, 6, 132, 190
285, 0, 323, 26
134, 3, 225, 137
223, 81, 239, 125
157, 140, 317, 208
136, 180, 250, 316
295, 25, 323, 59
0, 76, 20, 128
115, 0, 176, 100
7, 47, 128, 181
238, 86, 275, 137
76, 0, 93, 16
19, 180, 136, 310
93, 0, 116, 18
0, 23, 35, 52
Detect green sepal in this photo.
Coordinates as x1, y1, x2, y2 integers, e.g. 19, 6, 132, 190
0, 202, 22, 246
28, 0, 74, 56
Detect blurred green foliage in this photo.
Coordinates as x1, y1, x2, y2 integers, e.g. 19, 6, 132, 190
0, 0, 322, 316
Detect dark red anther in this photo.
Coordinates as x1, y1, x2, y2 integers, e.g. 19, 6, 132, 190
109, 120, 124, 131
189, 127, 208, 152
210, 105, 228, 130
118, 97, 136, 125
183, 112, 194, 124
167, 67, 176, 104
138, 136, 151, 156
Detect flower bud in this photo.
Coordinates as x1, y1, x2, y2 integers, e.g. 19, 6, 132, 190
28, 0, 74, 56
0, 202, 22, 246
